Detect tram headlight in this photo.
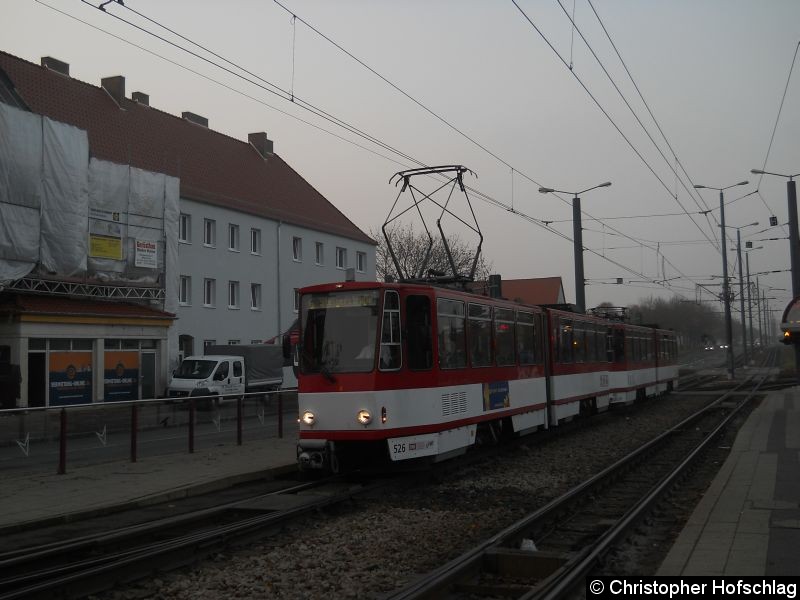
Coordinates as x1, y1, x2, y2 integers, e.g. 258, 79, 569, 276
356, 409, 372, 426
301, 411, 316, 426
381, 406, 387, 424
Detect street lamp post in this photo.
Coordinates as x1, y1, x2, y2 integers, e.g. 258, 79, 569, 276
751, 169, 800, 296
733, 223, 758, 365
694, 180, 749, 379
752, 169, 800, 377
744, 246, 763, 354
538, 181, 612, 314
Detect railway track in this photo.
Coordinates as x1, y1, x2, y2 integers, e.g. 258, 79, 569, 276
0, 474, 380, 600
387, 351, 776, 600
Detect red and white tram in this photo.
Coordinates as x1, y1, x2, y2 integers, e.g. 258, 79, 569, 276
295, 281, 679, 471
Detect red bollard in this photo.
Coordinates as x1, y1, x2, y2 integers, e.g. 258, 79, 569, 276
237, 397, 243, 446
188, 399, 195, 454
130, 404, 138, 463
58, 408, 67, 475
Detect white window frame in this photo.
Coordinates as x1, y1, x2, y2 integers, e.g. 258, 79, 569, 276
228, 223, 240, 252
228, 280, 240, 309
179, 214, 191, 243
292, 236, 302, 262
203, 218, 216, 247
203, 339, 216, 350
250, 228, 261, 255
336, 246, 347, 270
179, 275, 191, 305
357, 251, 366, 273
315, 242, 324, 265
203, 278, 216, 307
228, 339, 240, 345
250, 339, 262, 344
250, 283, 262, 310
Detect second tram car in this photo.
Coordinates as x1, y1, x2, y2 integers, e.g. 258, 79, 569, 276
296, 281, 679, 472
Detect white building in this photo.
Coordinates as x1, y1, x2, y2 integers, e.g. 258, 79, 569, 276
0, 51, 374, 406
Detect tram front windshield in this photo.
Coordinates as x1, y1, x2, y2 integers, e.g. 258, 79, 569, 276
300, 290, 380, 374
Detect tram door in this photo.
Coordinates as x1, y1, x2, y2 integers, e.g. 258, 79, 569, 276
406, 295, 433, 370
140, 352, 156, 400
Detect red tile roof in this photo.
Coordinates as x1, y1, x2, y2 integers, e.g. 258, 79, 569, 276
0, 51, 374, 245
500, 277, 566, 305
0, 293, 175, 320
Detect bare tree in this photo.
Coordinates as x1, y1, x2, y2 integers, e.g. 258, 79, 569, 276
371, 224, 492, 283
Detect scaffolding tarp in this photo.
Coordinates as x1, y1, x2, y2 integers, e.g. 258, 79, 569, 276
0, 103, 178, 297
0, 104, 41, 283
40, 116, 88, 277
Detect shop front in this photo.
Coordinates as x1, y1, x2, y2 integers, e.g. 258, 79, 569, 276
0, 294, 174, 408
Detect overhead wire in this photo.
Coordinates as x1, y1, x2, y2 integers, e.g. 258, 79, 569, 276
554, 0, 720, 246
269, 0, 716, 299
70, 0, 720, 302
512, 0, 720, 252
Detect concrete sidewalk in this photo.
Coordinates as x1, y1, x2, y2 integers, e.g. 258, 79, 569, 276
0, 433, 298, 534
658, 386, 800, 575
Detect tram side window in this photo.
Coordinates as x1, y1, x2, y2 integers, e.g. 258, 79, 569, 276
494, 308, 516, 366
559, 318, 574, 363
574, 323, 586, 363
517, 311, 536, 365
594, 327, 604, 362
606, 328, 614, 362
380, 290, 402, 371
613, 329, 625, 363
469, 303, 493, 367
437, 299, 466, 369
587, 324, 597, 362
406, 295, 433, 370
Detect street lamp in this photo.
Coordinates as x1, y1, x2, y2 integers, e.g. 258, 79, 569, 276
752, 168, 800, 379
694, 180, 749, 379
539, 181, 612, 313
751, 168, 800, 295
732, 222, 758, 364
744, 245, 763, 354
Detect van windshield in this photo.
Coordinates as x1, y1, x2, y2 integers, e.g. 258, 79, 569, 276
175, 359, 217, 379
301, 290, 379, 374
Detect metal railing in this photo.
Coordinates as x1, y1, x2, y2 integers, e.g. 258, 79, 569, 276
0, 389, 297, 475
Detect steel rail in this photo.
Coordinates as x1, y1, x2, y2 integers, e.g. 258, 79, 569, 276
0, 475, 383, 600
388, 353, 775, 599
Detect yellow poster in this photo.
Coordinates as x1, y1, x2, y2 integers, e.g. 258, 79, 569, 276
89, 234, 123, 260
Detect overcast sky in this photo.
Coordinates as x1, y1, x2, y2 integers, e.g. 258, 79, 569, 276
5, 0, 800, 320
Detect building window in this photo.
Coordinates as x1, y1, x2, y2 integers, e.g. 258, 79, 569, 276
228, 223, 240, 251
251, 283, 262, 310
294, 288, 300, 313
315, 242, 324, 265
203, 218, 216, 247
336, 247, 347, 269
228, 281, 240, 308
179, 275, 191, 305
357, 251, 366, 273
179, 213, 191, 243
251, 228, 261, 255
228, 339, 240, 345
204, 339, 216, 350
203, 278, 216, 307
292, 236, 302, 261
250, 339, 262, 344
